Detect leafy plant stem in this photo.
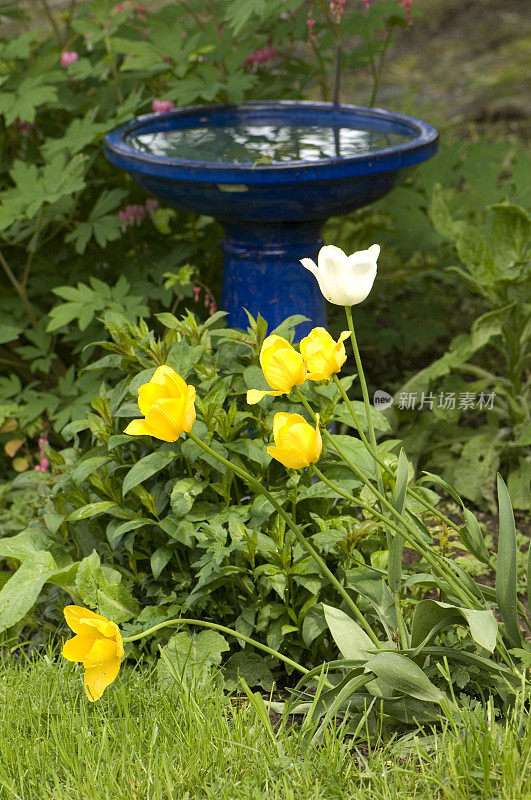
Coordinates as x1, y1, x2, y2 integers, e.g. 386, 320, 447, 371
368, 25, 394, 107
207, 0, 227, 79
187, 430, 381, 647
331, 374, 470, 540
345, 304, 386, 507
123, 616, 334, 686
39, 0, 64, 45
104, 38, 123, 105
310, 463, 475, 611
0, 248, 37, 327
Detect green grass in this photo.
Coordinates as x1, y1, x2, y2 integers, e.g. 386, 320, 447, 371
0, 654, 529, 799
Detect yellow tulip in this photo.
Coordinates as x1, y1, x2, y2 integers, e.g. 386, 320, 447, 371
267, 412, 322, 469
247, 335, 307, 405
62, 606, 124, 702
300, 327, 350, 381
124, 365, 196, 442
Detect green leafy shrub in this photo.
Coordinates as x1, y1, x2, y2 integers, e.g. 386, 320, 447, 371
394, 200, 530, 510
1, 310, 442, 666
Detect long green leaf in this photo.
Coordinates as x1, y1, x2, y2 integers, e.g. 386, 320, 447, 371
495, 474, 521, 647
527, 537, 531, 615
122, 450, 176, 496
460, 508, 491, 565
388, 449, 408, 595
365, 652, 444, 703
322, 603, 374, 660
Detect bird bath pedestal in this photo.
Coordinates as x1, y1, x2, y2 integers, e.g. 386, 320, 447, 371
105, 102, 438, 335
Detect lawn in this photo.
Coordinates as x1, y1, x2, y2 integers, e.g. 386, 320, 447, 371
1, 655, 529, 800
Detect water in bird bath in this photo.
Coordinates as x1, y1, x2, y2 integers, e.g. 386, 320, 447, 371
126, 123, 411, 164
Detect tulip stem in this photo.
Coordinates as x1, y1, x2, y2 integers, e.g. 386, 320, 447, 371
123, 617, 333, 684
187, 430, 381, 648
331, 374, 467, 539
295, 389, 481, 611
344, 305, 386, 508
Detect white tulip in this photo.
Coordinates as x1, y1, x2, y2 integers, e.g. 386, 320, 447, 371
300, 244, 380, 306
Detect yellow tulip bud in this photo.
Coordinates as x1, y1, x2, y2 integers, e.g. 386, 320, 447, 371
300, 327, 350, 381
62, 606, 124, 702
267, 412, 322, 469
247, 335, 307, 405
124, 365, 196, 442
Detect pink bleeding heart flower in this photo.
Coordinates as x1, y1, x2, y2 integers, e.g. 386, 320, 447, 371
245, 45, 277, 67
61, 51, 79, 68
152, 99, 175, 113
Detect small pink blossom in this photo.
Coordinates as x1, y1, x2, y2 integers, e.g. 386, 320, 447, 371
397, 0, 413, 22
209, 302, 216, 316
245, 45, 277, 67
61, 51, 79, 68
152, 99, 175, 113
307, 15, 316, 45
34, 457, 49, 472
193, 287, 201, 302
330, 0, 346, 22
117, 204, 147, 229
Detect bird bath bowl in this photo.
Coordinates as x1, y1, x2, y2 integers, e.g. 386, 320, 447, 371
105, 101, 438, 335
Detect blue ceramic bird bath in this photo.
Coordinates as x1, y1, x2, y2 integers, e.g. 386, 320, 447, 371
105, 101, 438, 334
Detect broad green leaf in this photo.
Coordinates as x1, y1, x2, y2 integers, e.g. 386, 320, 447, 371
491, 204, 530, 266
74, 551, 138, 622
0, 529, 51, 562
495, 475, 521, 646
0, 324, 23, 345
365, 652, 444, 703
460, 608, 498, 653
223, 652, 274, 691
67, 501, 118, 521
151, 547, 172, 580
106, 518, 153, 549
329, 435, 376, 474
157, 630, 229, 688
345, 568, 397, 630
322, 603, 374, 660
411, 599, 498, 653
0, 553, 57, 634
170, 478, 206, 518
122, 450, 176, 496
71, 456, 112, 486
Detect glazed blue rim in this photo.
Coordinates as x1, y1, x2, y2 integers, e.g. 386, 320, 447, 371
104, 101, 439, 185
